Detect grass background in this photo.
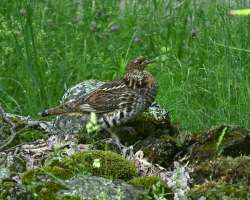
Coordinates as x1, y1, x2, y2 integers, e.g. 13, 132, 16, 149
0, 0, 249, 131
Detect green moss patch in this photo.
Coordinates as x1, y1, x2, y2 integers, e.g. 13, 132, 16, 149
128, 176, 173, 199
60, 195, 81, 200
17, 130, 47, 143
22, 168, 67, 200
129, 176, 167, 189
0, 179, 32, 200
188, 181, 249, 199
193, 156, 250, 186
48, 150, 137, 180
22, 150, 137, 199
190, 125, 250, 162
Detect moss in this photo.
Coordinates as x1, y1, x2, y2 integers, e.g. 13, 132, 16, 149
92, 139, 122, 154
22, 150, 137, 199
111, 112, 176, 146
60, 196, 81, 200
0, 179, 32, 199
45, 150, 137, 180
77, 128, 108, 144
53, 150, 137, 180
128, 176, 173, 199
0, 129, 47, 149
0, 180, 15, 200
188, 181, 249, 199
22, 169, 39, 184
22, 168, 66, 200
8, 129, 48, 148
43, 166, 74, 180
128, 176, 166, 189
193, 156, 250, 186
18, 130, 47, 143
37, 181, 64, 200
135, 136, 179, 167
190, 125, 250, 162
11, 156, 27, 173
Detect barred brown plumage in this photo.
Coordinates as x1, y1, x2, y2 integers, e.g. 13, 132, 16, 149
40, 56, 157, 129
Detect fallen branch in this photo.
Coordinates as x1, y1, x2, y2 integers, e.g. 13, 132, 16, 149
0, 104, 19, 151
0, 104, 57, 151
5, 112, 56, 133
0, 104, 16, 129
0, 126, 29, 151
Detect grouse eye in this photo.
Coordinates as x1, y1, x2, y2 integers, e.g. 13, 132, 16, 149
133, 56, 145, 64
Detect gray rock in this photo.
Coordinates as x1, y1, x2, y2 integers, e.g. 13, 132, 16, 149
57, 175, 146, 200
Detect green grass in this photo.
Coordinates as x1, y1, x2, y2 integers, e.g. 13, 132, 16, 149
0, 0, 250, 131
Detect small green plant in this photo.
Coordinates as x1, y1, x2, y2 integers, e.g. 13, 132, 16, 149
230, 9, 250, 16
86, 112, 99, 133
216, 127, 228, 156
152, 182, 167, 200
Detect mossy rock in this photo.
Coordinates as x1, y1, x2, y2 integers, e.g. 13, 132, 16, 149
0, 154, 26, 177
81, 113, 174, 147
17, 130, 47, 143
92, 138, 124, 154
188, 181, 249, 200
189, 125, 250, 162
134, 136, 180, 167
43, 166, 74, 180
23, 171, 143, 200
59, 196, 81, 200
22, 150, 137, 199
129, 176, 163, 188
57, 175, 145, 200
0, 128, 47, 149
128, 176, 173, 199
77, 128, 109, 144
23, 150, 137, 183
0, 179, 33, 200
48, 150, 137, 181
22, 168, 66, 200
115, 113, 176, 145
192, 156, 250, 186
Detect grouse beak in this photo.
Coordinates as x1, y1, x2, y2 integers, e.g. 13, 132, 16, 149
142, 59, 154, 66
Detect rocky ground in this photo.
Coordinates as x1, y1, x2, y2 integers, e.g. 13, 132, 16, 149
0, 80, 250, 200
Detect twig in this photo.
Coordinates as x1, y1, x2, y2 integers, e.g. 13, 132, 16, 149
0, 104, 19, 151
0, 104, 42, 151
0, 104, 16, 129
0, 126, 29, 151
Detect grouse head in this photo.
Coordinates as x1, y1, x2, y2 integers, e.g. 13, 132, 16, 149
126, 56, 152, 72
124, 56, 155, 89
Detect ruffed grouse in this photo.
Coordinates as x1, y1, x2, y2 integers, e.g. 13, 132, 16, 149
40, 56, 157, 129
